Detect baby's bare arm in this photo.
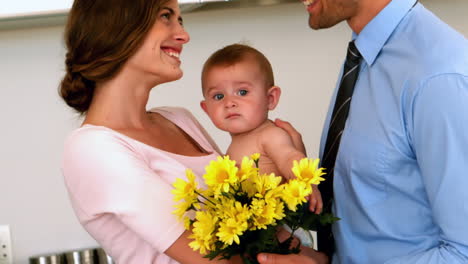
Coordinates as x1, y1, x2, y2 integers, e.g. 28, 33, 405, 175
261, 126, 323, 213
260, 126, 305, 180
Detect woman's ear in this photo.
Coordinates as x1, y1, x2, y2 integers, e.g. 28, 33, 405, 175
267, 86, 281, 110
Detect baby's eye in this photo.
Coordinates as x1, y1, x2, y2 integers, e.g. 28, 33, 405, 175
213, 94, 224, 100
237, 89, 248, 96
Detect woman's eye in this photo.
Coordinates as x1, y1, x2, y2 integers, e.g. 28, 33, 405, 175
238, 90, 248, 96
161, 13, 171, 20
213, 94, 224, 100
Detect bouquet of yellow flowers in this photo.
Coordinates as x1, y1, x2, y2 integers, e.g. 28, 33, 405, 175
172, 154, 338, 264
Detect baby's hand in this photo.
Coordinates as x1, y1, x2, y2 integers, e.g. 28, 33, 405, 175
308, 185, 323, 214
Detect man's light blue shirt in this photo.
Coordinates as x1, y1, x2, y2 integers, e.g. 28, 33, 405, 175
319, 0, 468, 263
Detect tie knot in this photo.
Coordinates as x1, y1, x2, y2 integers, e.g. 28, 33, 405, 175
346, 41, 361, 66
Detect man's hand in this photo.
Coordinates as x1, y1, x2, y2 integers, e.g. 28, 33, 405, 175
257, 251, 328, 264
308, 185, 323, 214
257, 253, 317, 264
274, 119, 306, 155
257, 243, 329, 264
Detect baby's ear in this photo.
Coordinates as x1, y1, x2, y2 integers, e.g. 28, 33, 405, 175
200, 100, 208, 114
267, 86, 281, 110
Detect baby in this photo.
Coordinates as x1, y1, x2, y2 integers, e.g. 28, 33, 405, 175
200, 43, 322, 214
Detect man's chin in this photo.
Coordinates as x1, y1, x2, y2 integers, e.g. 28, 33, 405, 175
308, 16, 342, 30
308, 16, 320, 30
308, 21, 319, 30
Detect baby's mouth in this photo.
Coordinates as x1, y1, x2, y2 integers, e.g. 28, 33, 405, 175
226, 113, 240, 119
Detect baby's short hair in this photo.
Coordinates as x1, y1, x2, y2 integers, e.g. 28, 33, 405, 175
202, 43, 274, 93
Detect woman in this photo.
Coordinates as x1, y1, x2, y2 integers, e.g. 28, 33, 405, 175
60, 0, 327, 263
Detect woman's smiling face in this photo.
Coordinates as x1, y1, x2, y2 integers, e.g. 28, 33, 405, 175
126, 0, 190, 84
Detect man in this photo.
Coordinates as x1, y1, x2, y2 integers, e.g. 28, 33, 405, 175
259, 0, 468, 263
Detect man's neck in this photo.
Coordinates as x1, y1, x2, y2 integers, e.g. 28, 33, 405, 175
347, 0, 391, 34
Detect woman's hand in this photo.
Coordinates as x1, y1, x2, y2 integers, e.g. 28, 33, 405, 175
274, 119, 306, 155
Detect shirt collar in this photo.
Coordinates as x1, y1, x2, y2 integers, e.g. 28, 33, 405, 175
353, 0, 418, 66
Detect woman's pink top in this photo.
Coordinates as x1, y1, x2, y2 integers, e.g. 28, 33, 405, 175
62, 107, 221, 264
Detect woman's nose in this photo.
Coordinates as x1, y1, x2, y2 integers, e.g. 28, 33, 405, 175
175, 26, 190, 44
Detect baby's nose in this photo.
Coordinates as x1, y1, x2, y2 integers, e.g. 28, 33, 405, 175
224, 98, 237, 108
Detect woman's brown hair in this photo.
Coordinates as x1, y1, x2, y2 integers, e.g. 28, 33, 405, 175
59, 0, 169, 114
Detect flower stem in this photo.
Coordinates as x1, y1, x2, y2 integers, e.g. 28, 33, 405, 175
195, 190, 216, 205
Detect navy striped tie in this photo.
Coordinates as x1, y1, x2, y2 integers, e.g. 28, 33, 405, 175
318, 40, 362, 256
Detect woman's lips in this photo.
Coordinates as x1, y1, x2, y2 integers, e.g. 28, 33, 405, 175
161, 47, 182, 62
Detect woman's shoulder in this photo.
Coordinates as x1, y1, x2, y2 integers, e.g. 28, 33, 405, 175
63, 124, 140, 162
65, 124, 127, 145
148, 106, 203, 133
148, 106, 222, 154
148, 106, 194, 120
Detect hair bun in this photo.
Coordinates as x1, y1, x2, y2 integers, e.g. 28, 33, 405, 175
60, 70, 95, 113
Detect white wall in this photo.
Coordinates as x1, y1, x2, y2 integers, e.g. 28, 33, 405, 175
0, 1, 466, 263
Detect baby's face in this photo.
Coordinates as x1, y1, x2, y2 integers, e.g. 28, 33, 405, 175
201, 60, 272, 135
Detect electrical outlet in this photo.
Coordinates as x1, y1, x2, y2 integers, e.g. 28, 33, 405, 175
0, 225, 13, 264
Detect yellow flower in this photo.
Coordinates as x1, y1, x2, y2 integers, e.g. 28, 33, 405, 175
250, 194, 286, 230
292, 158, 326, 185
264, 184, 284, 201
172, 169, 199, 202
217, 219, 243, 245
172, 199, 194, 220
253, 173, 283, 198
212, 196, 235, 219
183, 216, 192, 230
241, 177, 257, 198
250, 153, 261, 162
237, 156, 258, 182
203, 156, 239, 197
200, 188, 215, 202
250, 198, 276, 230
172, 154, 338, 258
282, 179, 312, 211
273, 200, 286, 220
263, 193, 286, 221
189, 211, 218, 254
216, 201, 250, 245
